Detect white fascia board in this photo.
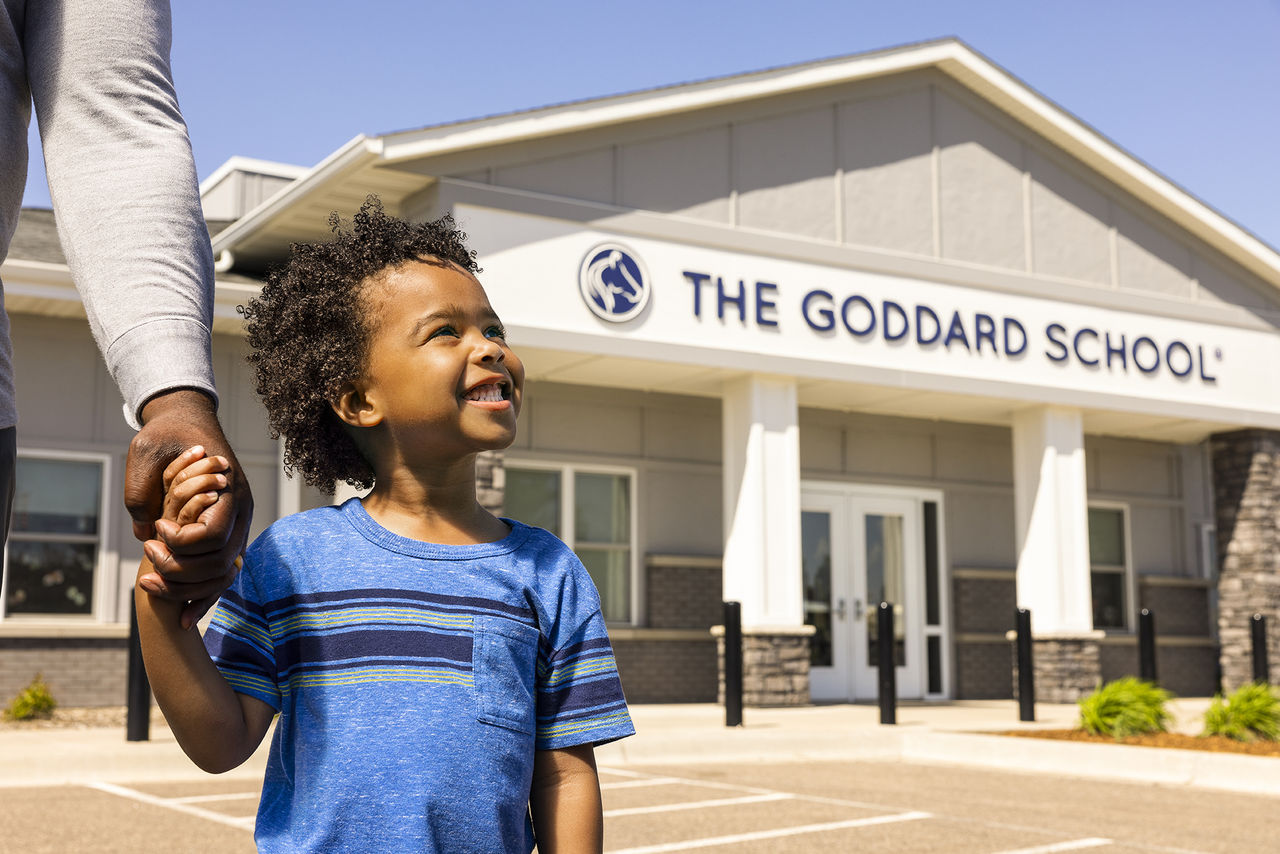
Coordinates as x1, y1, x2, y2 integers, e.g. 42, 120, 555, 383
198, 156, 310, 197
210, 135, 384, 254
376, 42, 956, 164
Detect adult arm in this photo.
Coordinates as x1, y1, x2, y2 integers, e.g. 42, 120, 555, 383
25, 0, 252, 615
530, 745, 604, 854
133, 561, 275, 773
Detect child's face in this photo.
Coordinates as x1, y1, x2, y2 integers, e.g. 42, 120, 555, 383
356, 260, 524, 462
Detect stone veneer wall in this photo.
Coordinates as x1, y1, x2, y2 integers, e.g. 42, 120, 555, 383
1012, 637, 1102, 703
0, 637, 128, 707
715, 630, 812, 706
475, 450, 504, 515
1210, 429, 1280, 691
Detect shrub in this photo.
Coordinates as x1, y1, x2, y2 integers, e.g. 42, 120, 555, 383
1202, 682, 1280, 741
4, 674, 57, 721
1078, 677, 1172, 738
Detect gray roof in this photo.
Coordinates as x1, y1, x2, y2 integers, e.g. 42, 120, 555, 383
6, 208, 262, 284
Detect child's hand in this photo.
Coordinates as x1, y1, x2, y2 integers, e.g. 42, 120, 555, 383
160, 445, 231, 528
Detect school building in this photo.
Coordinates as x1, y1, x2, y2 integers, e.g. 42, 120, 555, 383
3, 39, 1278, 707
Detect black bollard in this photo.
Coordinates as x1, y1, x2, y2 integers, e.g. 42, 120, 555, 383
126, 600, 150, 742
1138, 608, 1158, 683
1253, 614, 1270, 685
723, 601, 743, 727
1016, 608, 1034, 722
877, 602, 896, 725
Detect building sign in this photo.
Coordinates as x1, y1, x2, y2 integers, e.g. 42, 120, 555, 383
579, 243, 650, 322
463, 205, 1280, 425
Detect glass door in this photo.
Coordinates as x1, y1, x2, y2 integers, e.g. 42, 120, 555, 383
803, 486, 931, 702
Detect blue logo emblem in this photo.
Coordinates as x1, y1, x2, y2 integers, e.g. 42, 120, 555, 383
579, 243, 650, 323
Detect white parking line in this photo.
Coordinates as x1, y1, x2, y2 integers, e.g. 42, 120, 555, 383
170, 791, 260, 805
84, 782, 255, 831
605, 811, 932, 854
601, 777, 682, 790
994, 840, 1113, 854
604, 792, 791, 818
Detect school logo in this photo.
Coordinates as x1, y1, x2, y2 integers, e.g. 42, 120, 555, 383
579, 243, 650, 323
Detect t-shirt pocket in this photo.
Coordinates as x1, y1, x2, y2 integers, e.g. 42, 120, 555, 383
473, 615, 540, 734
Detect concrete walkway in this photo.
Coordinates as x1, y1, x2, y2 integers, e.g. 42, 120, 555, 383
4, 698, 1276, 797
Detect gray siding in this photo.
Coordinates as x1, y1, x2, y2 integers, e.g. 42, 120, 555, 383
444, 74, 1279, 320
798, 410, 1209, 578
510, 381, 723, 557
9, 315, 277, 624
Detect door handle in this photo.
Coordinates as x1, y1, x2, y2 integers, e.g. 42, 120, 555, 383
835, 598, 847, 621
854, 598, 864, 620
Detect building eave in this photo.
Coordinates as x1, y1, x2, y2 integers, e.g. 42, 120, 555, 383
209, 38, 1280, 292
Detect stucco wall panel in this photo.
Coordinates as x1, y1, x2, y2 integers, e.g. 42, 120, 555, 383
642, 401, 720, 463
1028, 149, 1112, 285
646, 468, 722, 555
935, 91, 1025, 270
11, 316, 100, 440
1129, 503, 1184, 574
734, 107, 836, 240
845, 428, 934, 479
946, 489, 1017, 568
1114, 205, 1194, 298
620, 127, 732, 223
935, 430, 1013, 484
838, 88, 934, 255
528, 395, 643, 456
493, 147, 615, 205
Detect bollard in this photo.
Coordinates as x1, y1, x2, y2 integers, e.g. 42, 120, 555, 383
723, 601, 743, 727
1253, 614, 1270, 685
1016, 608, 1034, 722
877, 602, 896, 725
1138, 608, 1158, 683
126, 600, 150, 742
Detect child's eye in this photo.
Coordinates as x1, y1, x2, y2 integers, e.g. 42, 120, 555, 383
428, 325, 458, 341
486, 325, 507, 340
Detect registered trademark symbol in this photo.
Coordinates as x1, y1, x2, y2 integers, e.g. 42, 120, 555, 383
1215, 348, 1223, 360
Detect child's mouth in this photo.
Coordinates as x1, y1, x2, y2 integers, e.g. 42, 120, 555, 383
463, 383, 506, 403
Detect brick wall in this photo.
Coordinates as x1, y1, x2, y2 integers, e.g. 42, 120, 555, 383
1100, 640, 1218, 696
955, 641, 1012, 699
1138, 581, 1212, 636
0, 637, 128, 707
612, 638, 718, 703
953, 574, 1016, 634
646, 562, 721, 630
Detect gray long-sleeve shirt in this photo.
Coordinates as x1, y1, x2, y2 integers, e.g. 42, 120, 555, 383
0, 0, 216, 431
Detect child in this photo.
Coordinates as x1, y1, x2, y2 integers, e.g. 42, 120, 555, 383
134, 199, 634, 854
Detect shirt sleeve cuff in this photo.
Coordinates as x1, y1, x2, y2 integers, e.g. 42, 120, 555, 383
105, 318, 218, 430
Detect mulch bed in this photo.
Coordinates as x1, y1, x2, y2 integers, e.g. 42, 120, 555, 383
997, 728, 1280, 757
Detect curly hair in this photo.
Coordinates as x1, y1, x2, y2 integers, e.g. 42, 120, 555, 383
239, 196, 480, 494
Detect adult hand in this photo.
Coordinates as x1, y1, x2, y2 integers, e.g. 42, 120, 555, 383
126, 389, 254, 629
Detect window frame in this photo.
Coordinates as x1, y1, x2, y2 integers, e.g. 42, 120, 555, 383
1087, 501, 1135, 632
504, 458, 639, 626
1, 448, 114, 623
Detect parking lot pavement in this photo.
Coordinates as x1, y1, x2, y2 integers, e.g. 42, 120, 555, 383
12, 758, 1267, 853
598, 761, 1279, 854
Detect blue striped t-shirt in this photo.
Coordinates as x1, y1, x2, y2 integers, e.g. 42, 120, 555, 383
204, 499, 634, 853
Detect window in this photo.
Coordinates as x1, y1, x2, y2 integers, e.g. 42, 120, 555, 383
1087, 505, 1130, 630
3, 453, 109, 618
505, 463, 635, 623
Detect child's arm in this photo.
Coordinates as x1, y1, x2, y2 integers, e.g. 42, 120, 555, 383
134, 448, 276, 774
529, 744, 604, 854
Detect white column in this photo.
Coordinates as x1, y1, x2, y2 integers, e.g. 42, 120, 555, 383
721, 374, 803, 628
1011, 405, 1093, 635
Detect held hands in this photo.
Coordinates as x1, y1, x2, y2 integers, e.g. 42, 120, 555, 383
128, 391, 252, 629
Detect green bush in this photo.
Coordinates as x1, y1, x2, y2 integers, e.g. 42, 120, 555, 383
1202, 682, 1280, 741
1077, 677, 1172, 738
4, 674, 57, 721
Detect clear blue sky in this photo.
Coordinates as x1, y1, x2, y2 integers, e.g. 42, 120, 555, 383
21, 0, 1280, 250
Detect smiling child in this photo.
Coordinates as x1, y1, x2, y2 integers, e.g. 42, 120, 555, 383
133, 198, 634, 854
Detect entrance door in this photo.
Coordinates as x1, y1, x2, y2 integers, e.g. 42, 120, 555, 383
803, 485, 941, 701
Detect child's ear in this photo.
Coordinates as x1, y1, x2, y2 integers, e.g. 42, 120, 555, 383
331, 381, 383, 428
